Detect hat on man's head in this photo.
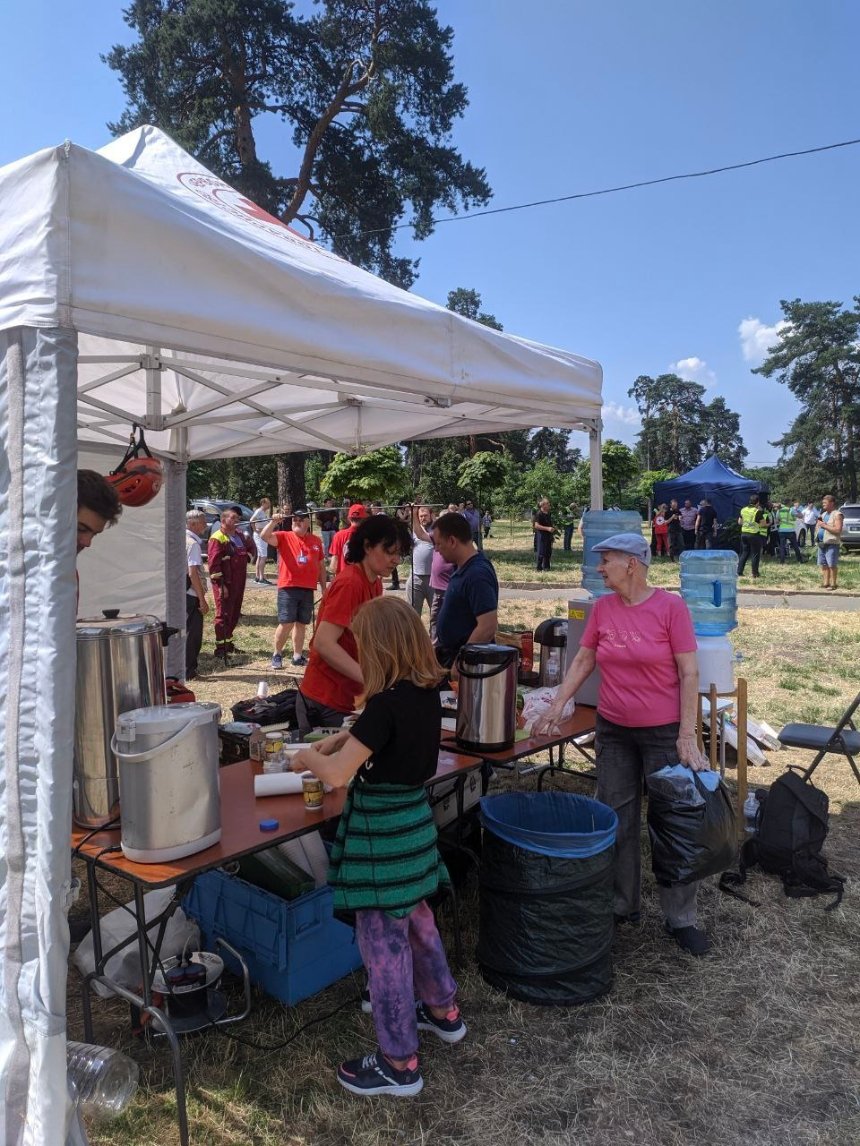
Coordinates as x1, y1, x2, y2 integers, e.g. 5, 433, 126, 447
591, 532, 651, 567
348, 503, 368, 519
292, 507, 310, 518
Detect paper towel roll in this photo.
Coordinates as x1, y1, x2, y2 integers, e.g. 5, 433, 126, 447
254, 772, 305, 798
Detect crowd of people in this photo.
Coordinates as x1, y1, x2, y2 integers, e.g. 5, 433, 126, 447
183, 497, 502, 686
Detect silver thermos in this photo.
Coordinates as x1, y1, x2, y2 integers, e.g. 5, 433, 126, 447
73, 613, 166, 827
455, 643, 518, 753
111, 702, 222, 863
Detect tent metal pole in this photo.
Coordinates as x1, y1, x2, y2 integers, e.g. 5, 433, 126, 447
164, 424, 189, 678
145, 345, 164, 430
588, 422, 604, 510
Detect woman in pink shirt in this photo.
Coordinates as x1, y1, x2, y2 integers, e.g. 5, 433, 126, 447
535, 532, 712, 956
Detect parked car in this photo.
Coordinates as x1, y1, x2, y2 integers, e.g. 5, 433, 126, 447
188, 499, 256, 552
839, 504, 860, 552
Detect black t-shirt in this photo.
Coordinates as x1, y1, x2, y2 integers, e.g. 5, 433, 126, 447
535, 511, 552, 530
318, 510, 339, 530
697, 506, 717, 531
350, 680, 442, 785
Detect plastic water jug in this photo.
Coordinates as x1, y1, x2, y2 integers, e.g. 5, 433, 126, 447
581, 510, 645, 597
680, 550, 739, 635
696, 635, 735, 693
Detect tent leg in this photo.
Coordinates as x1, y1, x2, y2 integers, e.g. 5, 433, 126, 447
588, 424, 604, 510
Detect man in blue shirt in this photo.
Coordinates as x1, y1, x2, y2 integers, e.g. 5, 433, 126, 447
433, 512, 499, 669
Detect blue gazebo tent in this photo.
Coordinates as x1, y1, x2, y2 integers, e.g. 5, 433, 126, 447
653, 456, 766, 524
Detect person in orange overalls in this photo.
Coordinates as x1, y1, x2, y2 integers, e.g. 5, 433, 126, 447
207, 508, 250, 657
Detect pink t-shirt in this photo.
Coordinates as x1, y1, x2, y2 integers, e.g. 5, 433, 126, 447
581, 588, 697, 727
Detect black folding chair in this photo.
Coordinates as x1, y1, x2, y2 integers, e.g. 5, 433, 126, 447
777, 691, 860, 788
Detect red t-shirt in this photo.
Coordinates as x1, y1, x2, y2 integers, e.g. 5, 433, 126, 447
301, 562, 382, 713
580, 588, 697, 727
275, 530, 324, 590
328, 525, 357, 573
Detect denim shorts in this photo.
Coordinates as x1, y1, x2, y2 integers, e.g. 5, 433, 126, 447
277, 587, 314, 623
817, 543, 840, 569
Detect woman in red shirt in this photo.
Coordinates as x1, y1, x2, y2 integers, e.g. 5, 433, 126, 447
298, 514, 412, 735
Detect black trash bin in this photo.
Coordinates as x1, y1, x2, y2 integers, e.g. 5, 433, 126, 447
477, 792, 618, 1005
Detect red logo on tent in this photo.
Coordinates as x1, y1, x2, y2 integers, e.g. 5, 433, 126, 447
177, 172, 316, 248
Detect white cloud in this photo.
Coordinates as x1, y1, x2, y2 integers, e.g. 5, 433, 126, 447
738, 317, 788, 365
601, 401, 641, 427
669, 356, 716, 386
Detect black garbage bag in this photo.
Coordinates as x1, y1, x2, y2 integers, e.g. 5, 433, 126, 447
477, 832, 615, 1005
647, 766, 737, 886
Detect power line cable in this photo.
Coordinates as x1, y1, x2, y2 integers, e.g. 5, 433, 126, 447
338, 136, 860, 240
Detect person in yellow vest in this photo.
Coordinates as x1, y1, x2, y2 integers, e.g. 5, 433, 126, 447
775, 502, 804, 564
737, 494, 766, 579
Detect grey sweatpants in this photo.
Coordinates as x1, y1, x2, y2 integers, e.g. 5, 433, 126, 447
595, 714, 698, 928
406, 573, 434, 617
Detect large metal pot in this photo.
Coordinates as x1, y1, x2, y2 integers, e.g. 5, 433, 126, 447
74, 613, 166, 827
111, 702, 222, 863
455, 644, 518, 753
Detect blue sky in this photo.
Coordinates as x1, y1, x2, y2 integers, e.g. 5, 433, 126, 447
3, 1, 859, 466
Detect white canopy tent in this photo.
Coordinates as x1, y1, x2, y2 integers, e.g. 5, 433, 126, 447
0, 125, 603, 1142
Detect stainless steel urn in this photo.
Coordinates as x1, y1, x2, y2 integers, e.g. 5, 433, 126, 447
455, 643, 518, 753
74, 614, 166, 827
112, 702, 222, 863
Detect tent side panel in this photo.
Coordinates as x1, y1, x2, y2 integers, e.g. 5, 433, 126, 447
0, 327, 78, 1144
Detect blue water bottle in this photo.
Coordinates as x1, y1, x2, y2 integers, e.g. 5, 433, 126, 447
679, 550, 739, 635
581, 510, 646, 597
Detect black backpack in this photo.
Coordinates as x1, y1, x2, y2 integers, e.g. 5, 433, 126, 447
721, 768, 845, 910
231, 686, 299, 728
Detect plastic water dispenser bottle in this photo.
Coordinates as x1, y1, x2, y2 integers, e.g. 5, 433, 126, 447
581, 510, 645, 597
680, 550, 739, 636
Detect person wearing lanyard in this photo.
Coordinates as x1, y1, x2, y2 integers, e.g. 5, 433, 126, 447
297, 514, 412, 736
261, 508, 326, 669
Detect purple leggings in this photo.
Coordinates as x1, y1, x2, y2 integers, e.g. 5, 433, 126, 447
356, 901, 457, 1060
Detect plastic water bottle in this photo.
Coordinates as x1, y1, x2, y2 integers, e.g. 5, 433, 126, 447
581, 510, 645, 597
743, 790, 760, 835
680, 550, 739, 635
546, 647, 561, 687
66, 1041, 139, 1120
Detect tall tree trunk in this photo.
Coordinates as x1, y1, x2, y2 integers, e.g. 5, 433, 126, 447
276, 453, 308, 510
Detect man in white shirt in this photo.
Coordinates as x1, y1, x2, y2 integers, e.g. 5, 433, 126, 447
185, 510, 210, 679
407, 506, 436, 618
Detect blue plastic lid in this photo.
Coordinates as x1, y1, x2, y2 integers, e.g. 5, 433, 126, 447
259, 818, 280, 832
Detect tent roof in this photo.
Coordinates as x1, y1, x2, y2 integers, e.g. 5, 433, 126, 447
660, 455, 758, 489
0, 126, 602, 459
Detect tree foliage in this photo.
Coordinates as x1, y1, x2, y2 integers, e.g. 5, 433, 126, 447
457, 451, 512, 500
754, 298, 860, 502
570, 439, 638, 506
628, 373, 747, 472
105, 0, 491, 288
445, 287, 503, 330
319, 446, 407, 501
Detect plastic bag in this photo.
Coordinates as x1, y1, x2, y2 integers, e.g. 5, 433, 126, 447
521, 686, 575, 734
72, 887, 199, 998
646, 765, 737, 885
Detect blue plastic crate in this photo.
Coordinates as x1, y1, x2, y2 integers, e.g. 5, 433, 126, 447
183, 869, 363, 1006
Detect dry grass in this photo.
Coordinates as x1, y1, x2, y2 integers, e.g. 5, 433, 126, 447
71, 583, 860, 1146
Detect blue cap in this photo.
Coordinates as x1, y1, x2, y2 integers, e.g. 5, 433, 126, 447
591, 532, 651, 567
259, 818, 280, 832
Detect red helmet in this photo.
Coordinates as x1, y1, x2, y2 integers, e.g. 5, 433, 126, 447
106, 425, 163, 508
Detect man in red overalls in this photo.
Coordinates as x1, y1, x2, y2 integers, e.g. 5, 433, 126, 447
207, 508, 250, 657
